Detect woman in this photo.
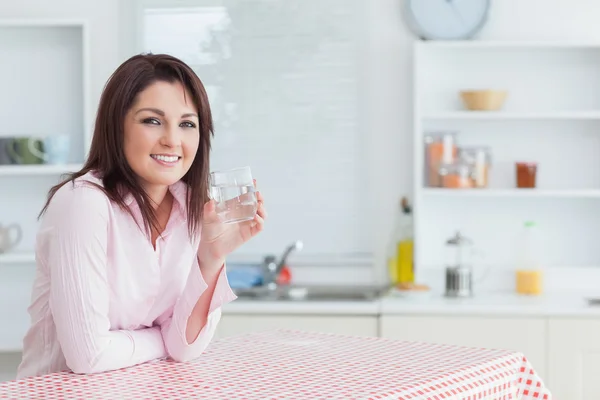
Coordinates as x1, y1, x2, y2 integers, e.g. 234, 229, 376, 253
16, 53, 266, 378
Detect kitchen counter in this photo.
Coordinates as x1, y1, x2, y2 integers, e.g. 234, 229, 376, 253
4, 281, 600, 353
222, 298, 380, 315
381, 289, 600, 317
223, 289, 600, 318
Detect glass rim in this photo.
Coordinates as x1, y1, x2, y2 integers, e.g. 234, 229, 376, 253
210, 166, 252, 176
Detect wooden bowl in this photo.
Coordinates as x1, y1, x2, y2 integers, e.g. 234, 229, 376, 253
460, 90, 508, 111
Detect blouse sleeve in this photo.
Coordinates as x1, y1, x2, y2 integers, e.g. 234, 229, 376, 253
46, 185, 167, 374
156, 256, 237, 362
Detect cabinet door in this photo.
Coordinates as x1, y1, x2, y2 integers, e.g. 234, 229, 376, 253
380, 315, 547, 382
0, 352, 21, 382
548, 318, 600, 400
215, 314, 378, 339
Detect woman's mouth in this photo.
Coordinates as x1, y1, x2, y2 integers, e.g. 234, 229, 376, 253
150, 154, 181, 166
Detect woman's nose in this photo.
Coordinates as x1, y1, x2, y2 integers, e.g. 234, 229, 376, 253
160, 125, 181, 148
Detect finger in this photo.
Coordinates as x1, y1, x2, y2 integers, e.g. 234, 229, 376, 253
257, 202, 267, 220
251, 214, 264, 235
203, 199, 220, 223
256, 190, 264, 204
253, 178, 257, 188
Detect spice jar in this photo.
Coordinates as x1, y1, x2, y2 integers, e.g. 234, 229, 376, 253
424, 132, 457, 187
516, 162, 538, 188
459, 147, 492, 188
439, 159, 473, 189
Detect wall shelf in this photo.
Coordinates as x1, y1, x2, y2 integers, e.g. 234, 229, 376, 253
422, 188, 600, 199
0, 252, 35, 264
0, 164, 82, 177
423, 111, 600, 121
413, 40, 600, 271
417, 40, 600, 50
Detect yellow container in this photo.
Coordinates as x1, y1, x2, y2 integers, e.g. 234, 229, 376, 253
516, 269, 543, 295
396, 240, 414, 283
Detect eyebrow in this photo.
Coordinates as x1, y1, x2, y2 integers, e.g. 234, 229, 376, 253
135, 107, 198, 119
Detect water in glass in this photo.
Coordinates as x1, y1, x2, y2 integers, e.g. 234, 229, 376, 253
210, 166, 257, 224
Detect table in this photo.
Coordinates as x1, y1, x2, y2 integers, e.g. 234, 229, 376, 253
0, 329, 551, 399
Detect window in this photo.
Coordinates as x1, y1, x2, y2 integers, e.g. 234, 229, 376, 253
136, 0, 371, 263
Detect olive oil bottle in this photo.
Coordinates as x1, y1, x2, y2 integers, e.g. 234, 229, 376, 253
387, 197, 414, 285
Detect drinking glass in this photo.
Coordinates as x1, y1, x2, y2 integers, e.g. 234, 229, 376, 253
210, 166, 258, 224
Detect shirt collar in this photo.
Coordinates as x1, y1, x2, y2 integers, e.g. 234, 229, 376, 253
123, 180, 189, 222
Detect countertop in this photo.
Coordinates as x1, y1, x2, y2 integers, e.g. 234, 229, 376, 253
3, 289, 600, 353
222, 298, 381, 315
222, 289, 600, 318
379, 289, 600, 317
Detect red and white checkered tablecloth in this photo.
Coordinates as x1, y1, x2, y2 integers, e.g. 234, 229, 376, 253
0, 329, 551, 399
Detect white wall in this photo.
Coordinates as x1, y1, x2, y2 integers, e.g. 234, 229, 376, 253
0, 0, 123, 113
3, 0, 600, 282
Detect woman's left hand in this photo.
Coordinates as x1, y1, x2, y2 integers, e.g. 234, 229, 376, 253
198, 180, 266, 269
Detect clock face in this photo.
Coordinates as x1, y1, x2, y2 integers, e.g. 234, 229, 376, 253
405, 0, 491, 40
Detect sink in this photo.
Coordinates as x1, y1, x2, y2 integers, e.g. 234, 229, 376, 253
233, 285, 388, 302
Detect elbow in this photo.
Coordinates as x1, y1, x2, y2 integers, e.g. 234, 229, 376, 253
65, 350, 111, 375
67, 359, 105, 375
166, 330, 214, 363
166, 342, 209, 363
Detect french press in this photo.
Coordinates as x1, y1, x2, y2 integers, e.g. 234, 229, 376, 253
444, 231, 475, 298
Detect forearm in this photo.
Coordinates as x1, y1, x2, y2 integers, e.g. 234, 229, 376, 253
185, 258, 225, 344
62, 326, 166, 374
160, 253, 236, 362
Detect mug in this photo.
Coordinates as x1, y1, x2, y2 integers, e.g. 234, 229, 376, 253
7, 137, 44, 165
28, 135, 71, 165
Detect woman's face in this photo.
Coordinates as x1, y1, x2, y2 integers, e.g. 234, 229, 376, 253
124, 80, 200, 195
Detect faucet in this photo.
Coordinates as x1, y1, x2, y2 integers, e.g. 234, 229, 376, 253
261, 240, 303, 290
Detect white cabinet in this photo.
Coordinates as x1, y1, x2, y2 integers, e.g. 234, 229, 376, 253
379, 315, 547, 383
413, 41, 600, 271
547, 317, 600, 400
0, 353, 20, 382
216, 314, 378, 339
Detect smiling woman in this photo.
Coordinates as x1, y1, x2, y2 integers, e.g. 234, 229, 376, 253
124, 82, 201, 210
16, 53, 267, 378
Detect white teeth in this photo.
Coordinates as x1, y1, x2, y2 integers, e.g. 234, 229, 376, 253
151, 155, 179, 163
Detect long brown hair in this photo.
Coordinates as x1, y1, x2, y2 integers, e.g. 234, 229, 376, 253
39, 53, 214, 238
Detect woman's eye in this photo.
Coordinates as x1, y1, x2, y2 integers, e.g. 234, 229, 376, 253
142, 118, 160, 125
181, 121, 197, 129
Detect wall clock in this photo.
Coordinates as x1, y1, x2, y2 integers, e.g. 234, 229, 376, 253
404, 0, 491, 40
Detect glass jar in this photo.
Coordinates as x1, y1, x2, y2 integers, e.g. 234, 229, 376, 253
516, 162, 538, 188
424, 132, 457, 187
439, 158, 473, 189
459, 147, 492, 188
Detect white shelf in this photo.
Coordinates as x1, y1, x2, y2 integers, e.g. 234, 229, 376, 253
0, 252, 35, 264
417, 40, 600, 49
423, 111, 600, 120
0, 164, 82, 176
422, 188, 600, 199
414, 40, 600, 270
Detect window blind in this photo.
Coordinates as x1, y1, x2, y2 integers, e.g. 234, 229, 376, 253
139, 0, 371, 261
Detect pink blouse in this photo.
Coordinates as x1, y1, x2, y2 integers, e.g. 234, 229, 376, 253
16, 171, 237, 378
